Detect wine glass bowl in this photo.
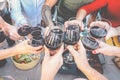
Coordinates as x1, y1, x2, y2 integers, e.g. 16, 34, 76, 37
90, 26, 107, 38
45, 27, 64, 50
30, 30, 44, 47
64, 25, 80, 45
18, 25, 32, 36
81, 36, 99, 51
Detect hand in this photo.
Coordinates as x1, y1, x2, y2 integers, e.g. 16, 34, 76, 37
3, 23, 20, 40
64, 20, 84, 31
13, 40, 43, 55
67, 40, 89, 69
90, 21, 118, 40
41, 45, 64, 80
92, 41, 115, 56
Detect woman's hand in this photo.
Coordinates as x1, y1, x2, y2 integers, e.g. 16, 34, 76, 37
13, 40, 43, 55
41, 45, 64, 80
67, 40, 89, 69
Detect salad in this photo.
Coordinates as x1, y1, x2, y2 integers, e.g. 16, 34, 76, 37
13, 54, 40, 64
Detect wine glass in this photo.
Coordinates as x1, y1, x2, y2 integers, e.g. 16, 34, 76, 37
18, 25, 32, 37
81, 36, 99, 51
45, 23, 64, 51
89, 18, 111, 40
30, 30, 44, 47
63, 17, 81, 64
64, 25, 80, 45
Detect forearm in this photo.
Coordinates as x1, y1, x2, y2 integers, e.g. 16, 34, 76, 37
76, 9, 87, 21
78, 64, 108, 80
116, 27, 120, 36
110, 46, 120, 57
0, 48, 15, 60
42, 5, 53, 27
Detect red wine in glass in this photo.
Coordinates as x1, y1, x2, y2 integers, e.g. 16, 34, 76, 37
81, 36, 99, 50
45, 28, 63, 50
64, 25, 80, 45
0, 30, 6, 43
90, 26, 107, 38
30, 30, 44, 47
18, 26, 31, 36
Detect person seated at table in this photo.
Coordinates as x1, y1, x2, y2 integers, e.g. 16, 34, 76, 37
41, 40, 108, 80
10, 0, 45, 28
0, 0, 43, 60
42, 0, 94, 27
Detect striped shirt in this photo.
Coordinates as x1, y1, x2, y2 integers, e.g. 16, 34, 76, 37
10, 0, 45, 27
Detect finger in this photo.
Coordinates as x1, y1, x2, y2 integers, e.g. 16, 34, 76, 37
78, 21, 84, 30
67, 45, 78, 56
44, 27, 50, 37
92, 48, 104, 54
64, 21, 69, 29
44, 46, 50, 58
90, 21, 105, 27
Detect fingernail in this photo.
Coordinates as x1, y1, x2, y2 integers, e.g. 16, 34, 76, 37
92, 50, 96, 54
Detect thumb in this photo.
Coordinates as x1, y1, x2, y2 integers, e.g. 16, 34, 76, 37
92, 48, 104, 54
67, 45, 78, 56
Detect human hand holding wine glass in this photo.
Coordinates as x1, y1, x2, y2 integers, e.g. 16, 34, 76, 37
44, 23, 64, 55
89, 18, 111, 40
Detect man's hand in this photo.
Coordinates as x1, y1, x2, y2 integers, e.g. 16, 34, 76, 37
41, 45, 64, 80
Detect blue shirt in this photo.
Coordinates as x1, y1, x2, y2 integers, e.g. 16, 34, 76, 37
10, 0, 45, 27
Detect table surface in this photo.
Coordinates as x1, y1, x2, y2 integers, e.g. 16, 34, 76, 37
0, 54, 120, 80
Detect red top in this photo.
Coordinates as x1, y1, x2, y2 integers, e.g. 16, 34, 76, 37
81, 0, 120, 27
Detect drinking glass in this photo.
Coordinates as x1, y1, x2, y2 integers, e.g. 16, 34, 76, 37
29, 30, 44, 47
89, 18, 111, 40
81, 36, 99, 51
63, 17, 81, 64
45, 23, 64, 50
18, 25, 32, 37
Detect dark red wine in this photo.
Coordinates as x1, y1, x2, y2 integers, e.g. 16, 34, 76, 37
45, 28, 63, 50
64, 25, 80, 45
18, 26, 31, 36
31, 27, 41, 31
81, 36, 99, 50
31, 30, 42, 37
0, 30, 6, 43
31, 36, 44, 47
90, 26, 107, 38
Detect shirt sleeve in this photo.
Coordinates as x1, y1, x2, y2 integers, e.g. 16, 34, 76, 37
10, 0, 27, 26
81, 0, 108, 14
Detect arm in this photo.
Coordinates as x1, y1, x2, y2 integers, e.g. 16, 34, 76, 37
41, 45, 63, 80
0, 40, 43, 60
67, 40, 108, 80
79, 64, 108, 80
42, 0, 58, 26
93, 41, 120, 57
76, 0, 107, 21
10, 0, 27, 26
